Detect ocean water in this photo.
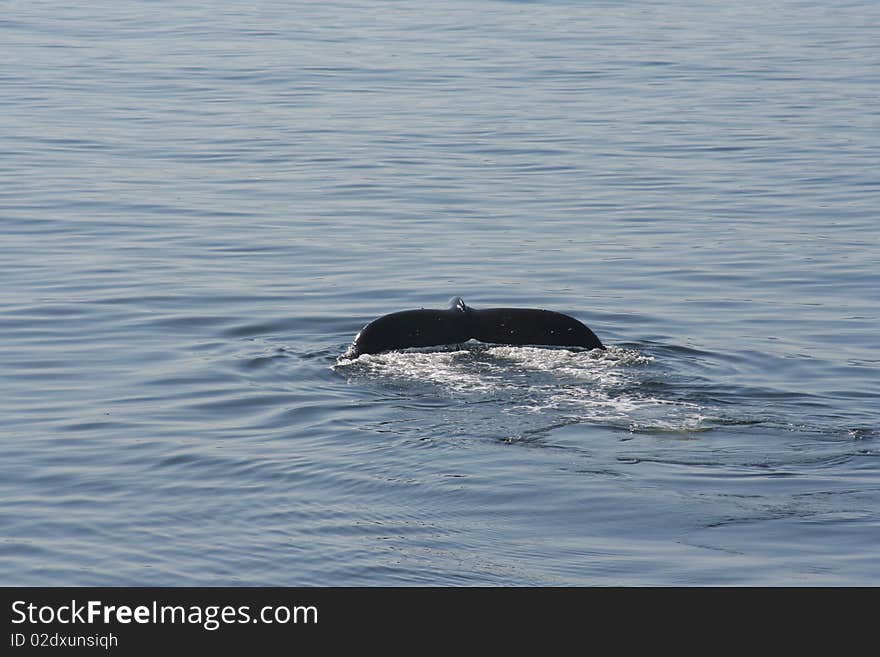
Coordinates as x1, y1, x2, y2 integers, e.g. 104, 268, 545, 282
1, 0, 877, 585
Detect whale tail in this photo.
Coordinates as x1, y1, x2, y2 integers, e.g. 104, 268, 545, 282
470, 307, 604, 350
345, 298, 604, 358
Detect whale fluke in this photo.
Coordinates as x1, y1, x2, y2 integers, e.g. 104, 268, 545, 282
344, 297, 604, 358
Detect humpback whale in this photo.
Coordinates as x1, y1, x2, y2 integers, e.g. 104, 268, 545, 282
344, 297, 604, 358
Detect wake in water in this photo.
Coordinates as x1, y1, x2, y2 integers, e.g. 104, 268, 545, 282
334, 343, 714, 435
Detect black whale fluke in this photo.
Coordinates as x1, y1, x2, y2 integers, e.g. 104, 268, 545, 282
344, 297, 604, 359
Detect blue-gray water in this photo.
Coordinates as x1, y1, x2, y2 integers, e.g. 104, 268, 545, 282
2, 0, 878, 585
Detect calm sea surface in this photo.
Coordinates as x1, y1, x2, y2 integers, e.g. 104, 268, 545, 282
1, 1, 878, 585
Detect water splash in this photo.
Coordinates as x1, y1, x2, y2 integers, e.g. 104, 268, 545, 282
334, 343, 715, 434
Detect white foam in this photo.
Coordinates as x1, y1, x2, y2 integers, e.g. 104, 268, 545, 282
336, 347, 514, 393
334, 343, 711, 433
